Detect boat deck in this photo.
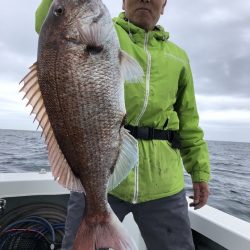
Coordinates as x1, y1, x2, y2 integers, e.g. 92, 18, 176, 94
1, 172, 250, 249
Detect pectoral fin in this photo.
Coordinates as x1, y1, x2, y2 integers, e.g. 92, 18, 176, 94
119, 50, 144, 83
108, 128, 138, 191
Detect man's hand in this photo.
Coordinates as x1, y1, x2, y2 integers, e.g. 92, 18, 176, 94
189, 182, 210, 210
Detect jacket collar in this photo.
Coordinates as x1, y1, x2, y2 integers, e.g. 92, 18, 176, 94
113, 12, 170, 42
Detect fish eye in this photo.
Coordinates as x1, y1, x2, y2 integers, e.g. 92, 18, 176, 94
85, 45, 104, 55
54, 6, 65, 16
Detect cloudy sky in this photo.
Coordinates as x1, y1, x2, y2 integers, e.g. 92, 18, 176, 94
0, 0, 249, 142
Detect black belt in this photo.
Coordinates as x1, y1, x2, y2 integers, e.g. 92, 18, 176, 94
124, 125, 181, 149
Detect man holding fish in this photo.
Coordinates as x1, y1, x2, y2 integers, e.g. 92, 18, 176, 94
33, 0, 210, 249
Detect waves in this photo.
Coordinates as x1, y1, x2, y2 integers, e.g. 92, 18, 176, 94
0, 129, 49, 173
183, 139, 250, 223
0, 129, 250, 223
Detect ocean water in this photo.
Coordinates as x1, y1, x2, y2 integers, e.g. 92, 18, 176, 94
0, 129, 250, 223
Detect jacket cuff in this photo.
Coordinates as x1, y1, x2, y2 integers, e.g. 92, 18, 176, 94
191, 171, 211, 183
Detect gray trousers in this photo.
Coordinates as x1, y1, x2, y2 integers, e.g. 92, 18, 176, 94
61, 190, 195, 250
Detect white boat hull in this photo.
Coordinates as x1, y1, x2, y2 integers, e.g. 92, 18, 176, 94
1, 172, 250, 250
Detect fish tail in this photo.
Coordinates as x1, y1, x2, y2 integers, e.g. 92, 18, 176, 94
73, 209, 138, 250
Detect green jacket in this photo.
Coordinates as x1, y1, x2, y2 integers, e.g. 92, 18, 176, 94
35, 2, 210, 203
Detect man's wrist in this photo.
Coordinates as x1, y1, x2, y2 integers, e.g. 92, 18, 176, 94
191, 171, 210, 183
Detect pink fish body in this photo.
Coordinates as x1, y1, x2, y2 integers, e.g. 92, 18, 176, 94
20, 0, 143, 249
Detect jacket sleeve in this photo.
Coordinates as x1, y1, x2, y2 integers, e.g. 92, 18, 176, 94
174, 55, 211, 183
35, 0, 53, 33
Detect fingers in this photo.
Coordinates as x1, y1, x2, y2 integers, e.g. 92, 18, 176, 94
194, 188, 209, 209
189, 182, 210, 210
189, 196, 196, 208
194, 184, 201, 205
189, 184, 201, 209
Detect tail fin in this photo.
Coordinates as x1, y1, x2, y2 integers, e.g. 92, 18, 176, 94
73, 208, 138, 250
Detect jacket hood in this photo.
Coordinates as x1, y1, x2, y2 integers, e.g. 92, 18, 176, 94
113, 12, 170, 42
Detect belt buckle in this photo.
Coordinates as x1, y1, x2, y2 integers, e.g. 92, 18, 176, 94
137, 127, 154, 140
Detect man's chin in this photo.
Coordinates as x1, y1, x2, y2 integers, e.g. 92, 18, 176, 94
133, 19, 152, 31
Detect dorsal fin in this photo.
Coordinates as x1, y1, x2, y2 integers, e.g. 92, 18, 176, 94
20, 63, 84, 192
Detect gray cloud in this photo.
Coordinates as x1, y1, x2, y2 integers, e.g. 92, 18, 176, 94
0, 1, 39, 82
0, 1, 39, 55
0, 0, 249, 142
196, 95, 250, 112
202, 122, 250, 143
161, 0, 250, 97
1, 0, 249, 97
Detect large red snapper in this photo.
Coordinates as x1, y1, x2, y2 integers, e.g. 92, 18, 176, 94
20, 0, 143, 249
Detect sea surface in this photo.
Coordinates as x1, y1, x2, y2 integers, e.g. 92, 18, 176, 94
0, 129, 250, 223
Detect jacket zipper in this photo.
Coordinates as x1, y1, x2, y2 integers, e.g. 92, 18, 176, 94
132, 32, 152, 204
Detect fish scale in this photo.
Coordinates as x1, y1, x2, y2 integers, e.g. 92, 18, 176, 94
20, 0, 143, 249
